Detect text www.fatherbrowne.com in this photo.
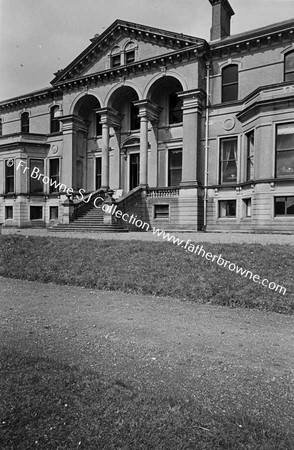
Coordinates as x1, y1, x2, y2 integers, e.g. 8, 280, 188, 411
151, 228, 287, 296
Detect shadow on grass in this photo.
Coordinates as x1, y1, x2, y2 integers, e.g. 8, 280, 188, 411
0, 348, 293, 449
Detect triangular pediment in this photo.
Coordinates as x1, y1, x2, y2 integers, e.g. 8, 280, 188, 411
51, 20, 205, 85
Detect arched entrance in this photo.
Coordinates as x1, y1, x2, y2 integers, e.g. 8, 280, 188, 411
72, 94, 101, 190
147, 76, 183, 126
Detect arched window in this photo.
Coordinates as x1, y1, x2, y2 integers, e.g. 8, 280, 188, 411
110, 46, 121, 68
21, 112, 29, 133
285, 51, 294, 82
125, 41, 136, 64
222, 64, 238, 102
50, 105, 60, 133
169, 92, 183, 124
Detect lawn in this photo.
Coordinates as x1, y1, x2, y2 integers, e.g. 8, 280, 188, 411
1, 347, 292, 450
0, 234, 293, 314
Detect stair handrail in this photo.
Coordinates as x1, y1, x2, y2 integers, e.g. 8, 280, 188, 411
73, 188, 106, 219
115, 186, 143, 213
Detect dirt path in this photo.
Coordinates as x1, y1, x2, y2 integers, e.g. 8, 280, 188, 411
1, 276, 294, 437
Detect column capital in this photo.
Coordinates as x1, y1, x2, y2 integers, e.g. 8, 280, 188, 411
59, 114, 88, 133
178, 89, 206, 114
95, 107, 123, 129
133, 99, 162, 123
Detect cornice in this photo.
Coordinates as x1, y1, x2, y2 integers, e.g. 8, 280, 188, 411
211, 20, 294, 58
51, 44, 207, 93
0, 88, 61, 112
51, 19, 206, 85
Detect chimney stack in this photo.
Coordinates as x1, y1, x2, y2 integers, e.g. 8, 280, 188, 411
209, 0, 235, 41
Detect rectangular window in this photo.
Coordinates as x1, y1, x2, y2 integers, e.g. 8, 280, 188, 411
219, 200, 236, 218
275, 196, 294, 216
96, 113, 102, 136
126, 50, 135, 64
21, 112, 29, 133
96, 157, 102, 190
154, 204, 169, 219
5, 206, 13, 220
5, 160, 14, 193
276, 124, 294, 178
243, 198, 252, 217
30, 159, 44, 193
49, 159, 59, 193
169, 93, 183, 124
246, 130, 254, 181
220, 137, 237, 184
130, 103, 140, 130
30, 206, 43, 220
111, 54, 121, 68
50, 206, 58, 220
168, 149, 182, 186
222, 65, 238, 103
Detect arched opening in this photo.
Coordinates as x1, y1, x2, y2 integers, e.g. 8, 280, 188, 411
108, 86, 140, 132
72, 94, 101, 190
73, 94, 101, 137
147, 76, 183, 126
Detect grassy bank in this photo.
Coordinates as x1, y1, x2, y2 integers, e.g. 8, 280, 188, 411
0, 235, 293, 314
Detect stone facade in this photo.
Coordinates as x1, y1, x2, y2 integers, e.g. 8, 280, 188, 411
1, 0, 294, 233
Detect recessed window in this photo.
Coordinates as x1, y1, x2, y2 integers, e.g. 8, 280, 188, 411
5, 206, 13, 220
246, 130, 255, 181
154, 204, 169, 219
30, 159, 44, 193
110, 46, 121, 68
50, 106, 60, 133
168, 149, 182, 186
21, 112, 29, 133
0, 118, 2, 136
275, 196, 294, 216
220, 137, 237, 184
222, 65, 238, 102
243, 198, 252, 217
125, 41, 136, 65
285, 51, 294, 82
126, 50, 135, 64
96, 157, 102, 190
30, 206, 43, 220
50, 206, 58, 220
219, 200, 236, 218
96, 113, 102, 136
130, 103, 140, 130
49, 159, 60, 193
169, 92, 183, 124
5, 160, 15, 193
276, 123, 294, 178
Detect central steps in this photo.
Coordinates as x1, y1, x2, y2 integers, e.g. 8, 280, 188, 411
49, 202, 128, 233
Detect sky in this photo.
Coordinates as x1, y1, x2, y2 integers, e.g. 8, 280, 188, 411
0, 0, 294, 101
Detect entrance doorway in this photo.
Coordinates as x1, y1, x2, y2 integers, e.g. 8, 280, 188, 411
130, 153, 140, 190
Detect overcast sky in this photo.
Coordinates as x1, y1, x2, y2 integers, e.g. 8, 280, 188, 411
0, 0, 293, 101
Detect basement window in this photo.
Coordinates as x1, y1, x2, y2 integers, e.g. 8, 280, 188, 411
154, 204, 169, 219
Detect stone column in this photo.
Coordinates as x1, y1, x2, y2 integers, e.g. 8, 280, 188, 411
101, 121, 110, 189
96, 107, 122, 191
178, 89, 206, 187
134, 99, 161, 187
139, 115, 148, 186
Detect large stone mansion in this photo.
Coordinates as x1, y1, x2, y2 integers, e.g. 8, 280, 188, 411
1, 0, 294, 232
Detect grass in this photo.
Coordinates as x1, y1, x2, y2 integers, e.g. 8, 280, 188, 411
1, 348, 293, 450
0, 234, 293, 314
